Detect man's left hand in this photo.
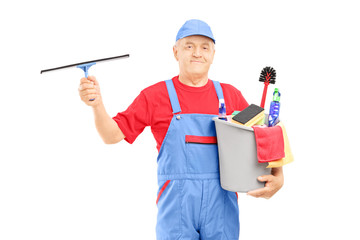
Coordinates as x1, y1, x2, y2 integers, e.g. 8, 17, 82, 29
247, 167, 284, 199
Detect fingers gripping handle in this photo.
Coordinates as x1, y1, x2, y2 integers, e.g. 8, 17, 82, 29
77, 62, 96, 101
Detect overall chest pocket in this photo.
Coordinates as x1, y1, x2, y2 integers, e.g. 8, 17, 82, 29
185, 135, 219, 173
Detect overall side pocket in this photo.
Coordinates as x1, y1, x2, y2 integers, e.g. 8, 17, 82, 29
185, 135, 219, 173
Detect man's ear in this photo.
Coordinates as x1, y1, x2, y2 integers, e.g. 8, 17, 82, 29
210, 48, 215, 64
173, 45, 179, 61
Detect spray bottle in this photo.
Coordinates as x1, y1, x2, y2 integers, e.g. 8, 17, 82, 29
268, 88, 281, 127
218, 99, 227, 121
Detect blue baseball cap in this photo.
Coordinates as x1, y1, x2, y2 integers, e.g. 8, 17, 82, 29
176, 19, 215, 43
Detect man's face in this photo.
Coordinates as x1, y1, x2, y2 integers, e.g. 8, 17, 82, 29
173, 35, 215, 77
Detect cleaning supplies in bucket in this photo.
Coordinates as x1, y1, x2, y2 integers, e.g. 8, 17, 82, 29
252, 124, 285, 163
213, 117, 271, 192
259, 66, 276, 108
218, 99, 227, 121
268, 88, 281, 127
231, 104, 265, 127
266, 121, 294, 168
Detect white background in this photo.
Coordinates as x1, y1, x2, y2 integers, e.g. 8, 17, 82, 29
1, 0, 359, 239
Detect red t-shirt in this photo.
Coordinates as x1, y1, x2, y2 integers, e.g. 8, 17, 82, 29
113, 76, 249, 152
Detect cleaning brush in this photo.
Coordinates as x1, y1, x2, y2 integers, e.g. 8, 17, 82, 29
259, 66, 276, 108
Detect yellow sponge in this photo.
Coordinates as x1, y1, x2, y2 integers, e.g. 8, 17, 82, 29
231, 104, 265, 127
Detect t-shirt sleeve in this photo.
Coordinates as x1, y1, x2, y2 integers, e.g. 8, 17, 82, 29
112, 91, 151, 144
234, 88, 249, 110
221, 83, 249, 112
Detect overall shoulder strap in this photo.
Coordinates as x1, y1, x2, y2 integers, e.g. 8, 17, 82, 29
165, 79, 181, 114
212, 80, 224, 101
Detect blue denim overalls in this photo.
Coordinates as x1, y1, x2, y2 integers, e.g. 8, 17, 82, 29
155, 79, 239, 240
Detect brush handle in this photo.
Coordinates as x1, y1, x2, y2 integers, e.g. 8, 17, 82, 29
260, 82, 269, 108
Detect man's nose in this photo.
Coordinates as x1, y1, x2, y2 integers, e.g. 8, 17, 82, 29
192, 47, 202, 57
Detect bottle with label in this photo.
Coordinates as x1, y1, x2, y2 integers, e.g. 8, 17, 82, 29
218, 99, 227, 121
268, 88, 281, 127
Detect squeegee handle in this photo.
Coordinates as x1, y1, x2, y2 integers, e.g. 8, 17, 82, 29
77, 62, 96, 101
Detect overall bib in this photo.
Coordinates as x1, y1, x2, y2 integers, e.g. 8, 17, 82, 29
156, 79, 239, 240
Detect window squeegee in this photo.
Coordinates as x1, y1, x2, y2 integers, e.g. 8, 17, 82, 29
40, 54, 130, 101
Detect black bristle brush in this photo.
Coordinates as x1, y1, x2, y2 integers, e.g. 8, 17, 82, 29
259, 66, 276, 108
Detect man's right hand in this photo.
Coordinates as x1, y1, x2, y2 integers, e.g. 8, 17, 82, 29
78, 76, 125, 144
78, 76, 102, 107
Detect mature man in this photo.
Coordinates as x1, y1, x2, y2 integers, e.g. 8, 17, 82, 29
79, 19, 283, 240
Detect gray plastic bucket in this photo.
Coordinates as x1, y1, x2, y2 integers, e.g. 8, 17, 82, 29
213, 117, 271, 192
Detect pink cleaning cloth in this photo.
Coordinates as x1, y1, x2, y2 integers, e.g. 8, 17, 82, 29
252, 125, 285, 163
